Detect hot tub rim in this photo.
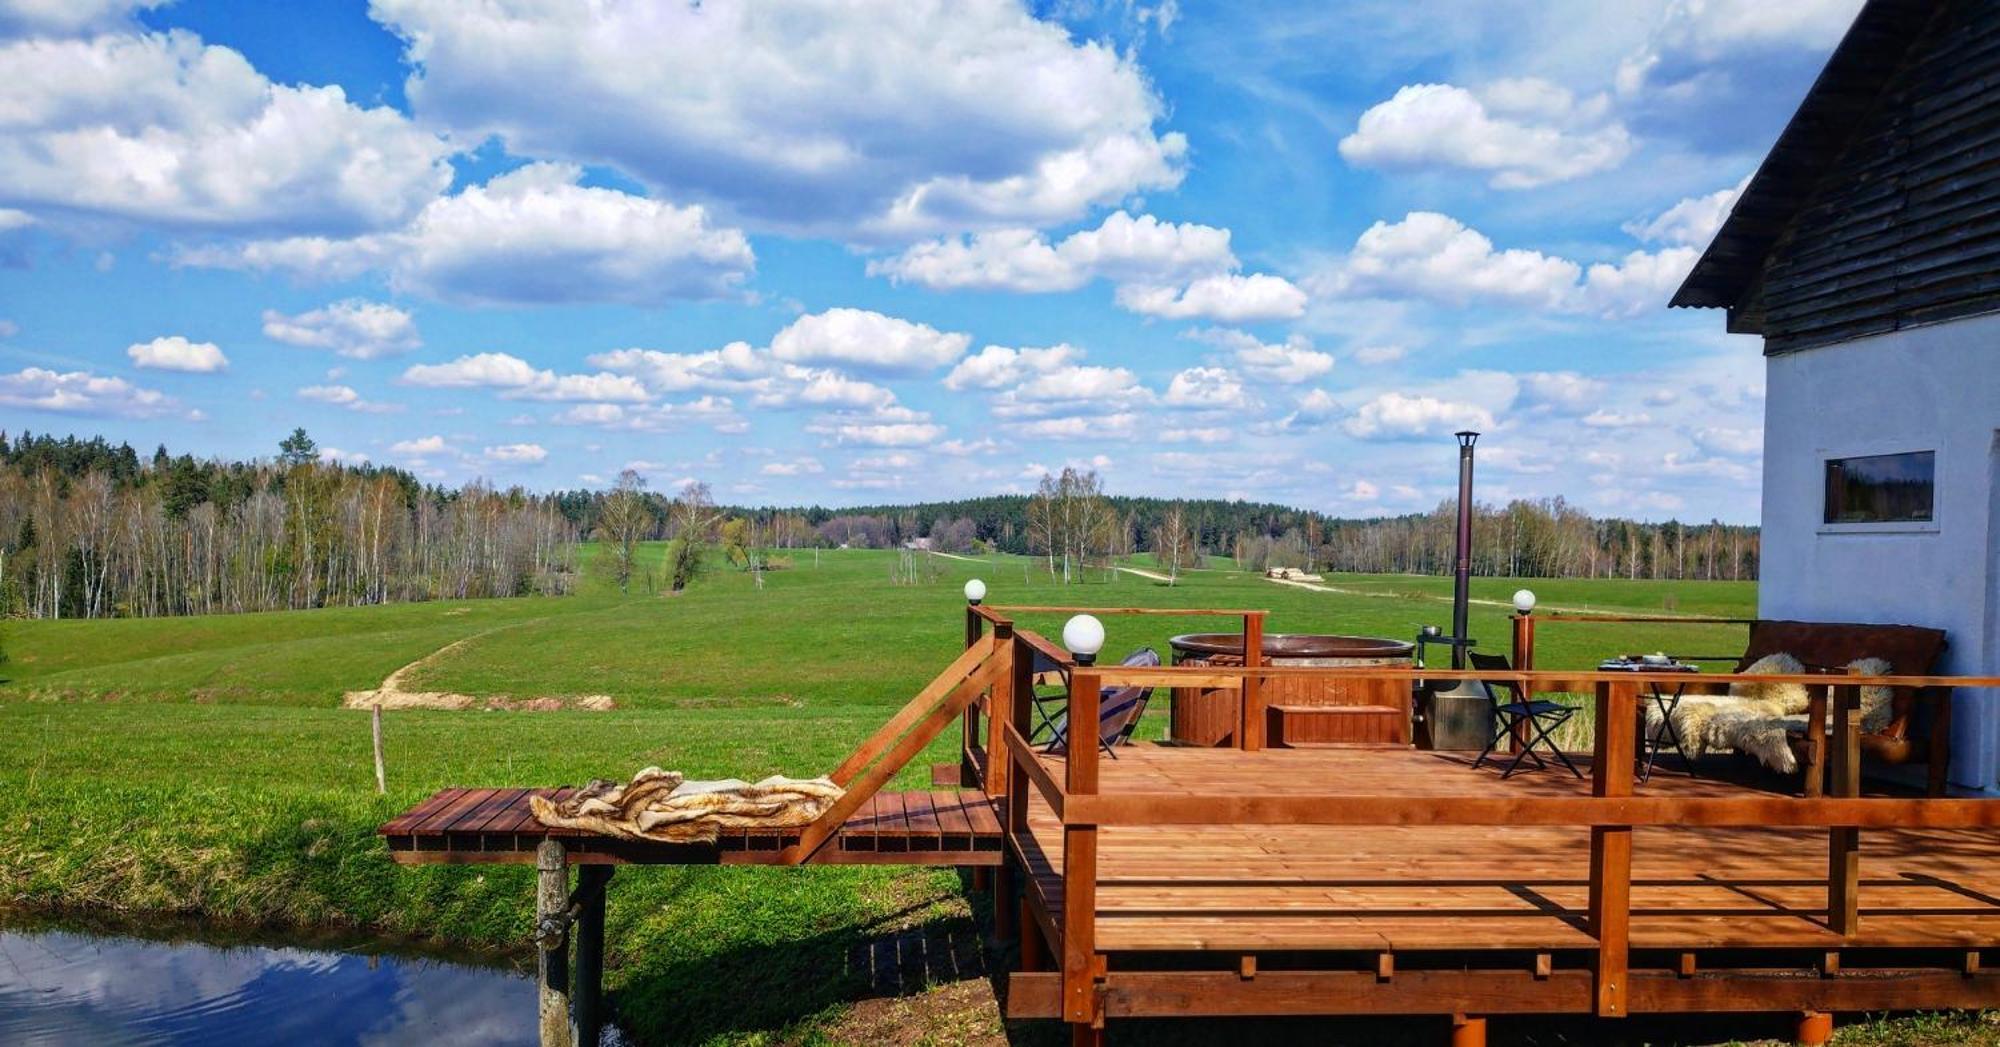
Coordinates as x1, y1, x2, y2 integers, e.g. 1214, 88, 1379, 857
1167, 631, 1417, 661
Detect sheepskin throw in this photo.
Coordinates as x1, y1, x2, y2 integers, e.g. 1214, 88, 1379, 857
1645, 653, 1808, 772
529, 767, 844, 843
1642, 654, 1900, 774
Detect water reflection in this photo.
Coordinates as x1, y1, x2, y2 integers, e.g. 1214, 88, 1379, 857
0, 920, 550, 1045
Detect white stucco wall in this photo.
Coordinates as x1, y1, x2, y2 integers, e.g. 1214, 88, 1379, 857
1761, 310, 2000, 790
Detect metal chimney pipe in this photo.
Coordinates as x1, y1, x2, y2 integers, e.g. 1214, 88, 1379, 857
1451, 431, 1479, 669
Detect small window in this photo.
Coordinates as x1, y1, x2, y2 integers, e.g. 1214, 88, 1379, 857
1823, 451, 1935, 524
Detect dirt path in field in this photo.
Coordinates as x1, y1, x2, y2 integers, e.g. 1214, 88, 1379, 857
932, 549, 1177, 584
342, 625, 615, 711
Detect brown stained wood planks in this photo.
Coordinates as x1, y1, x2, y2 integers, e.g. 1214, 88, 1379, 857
1014, 742, 2000, 961
903, 791, 943, 851
378, 788, 464, 835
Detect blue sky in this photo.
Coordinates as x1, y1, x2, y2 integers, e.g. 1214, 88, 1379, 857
0, 0, 1863, 522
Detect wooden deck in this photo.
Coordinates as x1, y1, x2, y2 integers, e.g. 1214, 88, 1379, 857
380, 787, 1003, 866
1014, 744, 2000, 957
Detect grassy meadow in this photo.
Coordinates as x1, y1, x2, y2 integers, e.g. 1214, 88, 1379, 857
0, 548, 1775, 1044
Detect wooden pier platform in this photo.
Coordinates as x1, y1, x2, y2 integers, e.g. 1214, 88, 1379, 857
380, 787, 1003, 866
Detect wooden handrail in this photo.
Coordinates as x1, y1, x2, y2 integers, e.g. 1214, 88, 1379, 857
1003, 721, 1066, 818
1015, 627, 1075, 669
829, 635, 996, 786
1537, 613, 1758, 625
1081, 664, 2000, 690
783, 643, 1008, 864
988, 605, 1268, 617
1053, 793, 2000, 828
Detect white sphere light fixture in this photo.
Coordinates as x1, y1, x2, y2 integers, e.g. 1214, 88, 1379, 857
1063, 614, 1107, 665
1513, 588, 1538, 614
963, 578, 987, 605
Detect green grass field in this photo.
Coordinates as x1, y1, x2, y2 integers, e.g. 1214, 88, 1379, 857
0, 548, 1859, 1045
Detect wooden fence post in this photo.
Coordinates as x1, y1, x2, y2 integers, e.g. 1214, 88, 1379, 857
371, 704, 386, 794
536, 839, 573, 1047
1588, 679, 1634, 1018
1509, 613, 1536, 752
1063, 668, 1105, 1037
1829, 679, 1862, 936
986, 620, 1015, 798
1240, 612, 1265, 752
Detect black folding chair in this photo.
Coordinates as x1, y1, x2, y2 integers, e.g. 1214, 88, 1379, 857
1469, 652, 1582, 779
1030, 647, 1161, 759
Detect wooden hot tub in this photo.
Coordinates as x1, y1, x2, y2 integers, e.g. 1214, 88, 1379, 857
1168, 633, 1416, 747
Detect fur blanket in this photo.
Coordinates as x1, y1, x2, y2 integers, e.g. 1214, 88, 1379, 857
1643, 655, 1894, 774
529, 767, 844, 843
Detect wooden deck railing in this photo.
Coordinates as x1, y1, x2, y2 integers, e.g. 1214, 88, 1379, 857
990, 645, 2000, 1024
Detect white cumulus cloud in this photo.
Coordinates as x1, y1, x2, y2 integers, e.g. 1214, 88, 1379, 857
401, 352, 650, 403
181, 163, 754, 307
483, 443, 547, 464
1115, 273, 1307, 322
262, 299, 421, 359
869, 211, 1235, 292
769, 308, 969, 374
367, 0, 1184, 238
0, 366, 174, 416
1339, 80, 1632, 189
1341, 392, 1495, 441
127, 334, 227, 373
0, 30, 450, 235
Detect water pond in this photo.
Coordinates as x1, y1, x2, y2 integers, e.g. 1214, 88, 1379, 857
0, 914, 592, 1045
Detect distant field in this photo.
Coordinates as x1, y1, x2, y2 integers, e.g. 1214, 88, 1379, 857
0, 549, 1758, 1044
0, 546, 1755, 707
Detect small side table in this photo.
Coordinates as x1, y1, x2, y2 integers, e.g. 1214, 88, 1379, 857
1599, 659, 1702, 781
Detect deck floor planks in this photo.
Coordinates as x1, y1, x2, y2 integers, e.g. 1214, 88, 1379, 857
383, 787, 1003, 864
1023, 743, 2000, 957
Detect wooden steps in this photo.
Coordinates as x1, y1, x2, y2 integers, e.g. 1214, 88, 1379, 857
379, 787, 1003, 866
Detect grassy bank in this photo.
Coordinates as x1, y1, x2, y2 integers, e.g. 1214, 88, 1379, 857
0, 550, 1783, 1043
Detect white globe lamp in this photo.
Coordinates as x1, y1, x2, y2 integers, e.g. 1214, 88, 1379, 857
963, 578, 987, 605
1063, 614, 1106, 666
1512, 588, 1538, 615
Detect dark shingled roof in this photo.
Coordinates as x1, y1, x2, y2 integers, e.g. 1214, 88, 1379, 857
1669, 0, 1941, 317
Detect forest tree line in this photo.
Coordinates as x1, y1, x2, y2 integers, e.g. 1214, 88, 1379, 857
0, 430, 578, 620
561, 466, 1761, 583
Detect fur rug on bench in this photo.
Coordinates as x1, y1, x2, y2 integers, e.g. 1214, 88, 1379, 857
529, 767, 844, 843
1643, 655, 1894, 774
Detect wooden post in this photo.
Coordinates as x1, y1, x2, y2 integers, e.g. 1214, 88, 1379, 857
573, 865, 614, 1047
1450, 1014, 1488, 1047
986, 620, 1015, 798
963, 606, 983, 773
536, 839, 573, 1047
1020, 906, 1049, 971
1240, 612, 1266, 751
993, 859, 1018, 943
371, 704, 386, 794
1928, 686, 1954, 797
1828, 680, 1862, 936
1795, 1010, 1834, 1046
1588, 680, 1634, 1018
1509, 613, 1536, 752
1063, 668, 1104, 1035
1803, 685, 1828, 798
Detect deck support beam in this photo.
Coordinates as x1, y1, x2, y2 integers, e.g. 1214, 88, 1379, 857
572, 865, 614, 1046
536, 839, 573, 1047
1589, 681, 1634, 1018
